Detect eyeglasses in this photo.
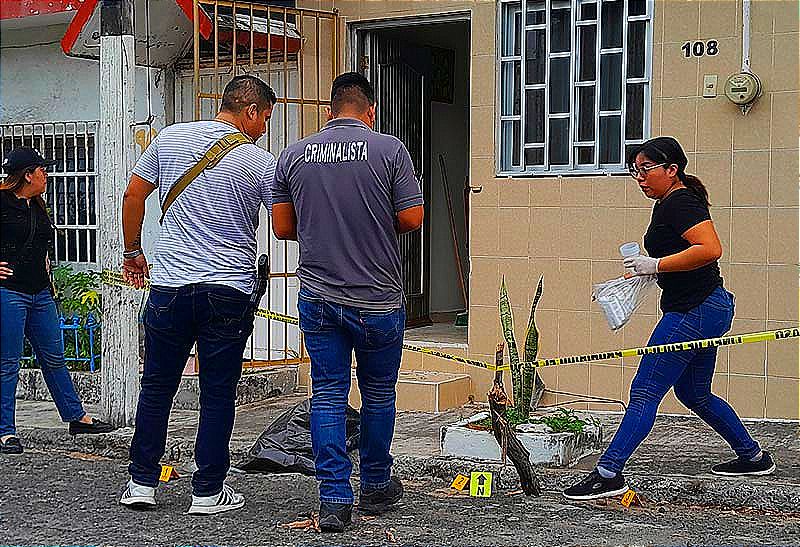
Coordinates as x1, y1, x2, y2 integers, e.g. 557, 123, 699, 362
629, 163, 665, 179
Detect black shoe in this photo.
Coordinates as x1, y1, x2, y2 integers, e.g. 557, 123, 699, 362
711, 451, 776, 476
319, 502, 352, 533
69, 418, 116, 435
359, 477, 403, 515
563, 469, 629, 501
0, 436, 23, 455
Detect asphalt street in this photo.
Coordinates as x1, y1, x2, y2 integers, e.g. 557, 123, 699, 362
2, 449, 799, 546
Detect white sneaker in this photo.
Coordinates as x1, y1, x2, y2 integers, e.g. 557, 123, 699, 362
187, 484, 244, 515
119, 479, 156, 508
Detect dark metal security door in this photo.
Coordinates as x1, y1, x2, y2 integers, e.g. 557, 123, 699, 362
363, 33, 429, 325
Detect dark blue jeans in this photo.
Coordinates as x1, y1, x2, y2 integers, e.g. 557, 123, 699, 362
129, 284, 253, 496
299, 288, 405, 505
598, 286, 761, 473
0, 287, 86, 436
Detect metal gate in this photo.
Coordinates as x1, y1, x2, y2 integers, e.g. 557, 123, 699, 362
190, 0, 340, 368
362, 33, 429, 325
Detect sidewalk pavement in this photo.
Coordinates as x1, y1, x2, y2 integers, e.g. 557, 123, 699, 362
14, 392, 800, 513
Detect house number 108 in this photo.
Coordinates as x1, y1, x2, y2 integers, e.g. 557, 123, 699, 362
682, 40, 719, 57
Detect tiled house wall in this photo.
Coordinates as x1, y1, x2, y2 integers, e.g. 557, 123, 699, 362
307, 0, 799, 419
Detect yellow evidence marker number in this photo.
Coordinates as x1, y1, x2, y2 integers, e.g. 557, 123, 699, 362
159, 465, 178, 482
620, 489, 636, 507
450, 474, 470, 491
469, 472, 492, 497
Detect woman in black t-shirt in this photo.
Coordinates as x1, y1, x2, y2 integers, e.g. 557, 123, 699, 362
0, 147, 114, 455
564, 137, 775, 501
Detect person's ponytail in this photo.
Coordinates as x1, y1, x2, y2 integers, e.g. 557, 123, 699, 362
680, 172, 710, 207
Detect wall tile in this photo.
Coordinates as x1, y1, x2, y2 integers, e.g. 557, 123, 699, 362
469, 257, 500, 307
766, 377, 800, 420
771, 92, 800, 150
773, 1, 800, 33
695, 151, 732, 207
471, 3, 496, 56
499, 180, 530, 207
560, 177, 594, 207
529, 207, 561, 258
470, 207, 499, 257
588, 364, 624, 408
728, 375, 767, 419
468, 304, 501, 356
662, 1, 701, 46
559, 207, 593, 259
699, 0, 737, 38
592, 177, 626, 207
558, 311, 591, 356
727, 263, 768, 320
661, 98, 698, 152
771, 33, 800, 92
768, 208, 799, 265
553, 260, 592, 311
768, 265, 799, 321
732, 151, 770, 207
730, 208, 768, 263
590, 208, 626, 260
471, 106, 495, 157
769, 149, 799, 207
696, 98, 736, 152
471, 54, 496, 107
498, 207, 530, 258
529, 179, 562, 206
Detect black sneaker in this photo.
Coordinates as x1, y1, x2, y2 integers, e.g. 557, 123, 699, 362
319, 502, 352, 533
563, 469, 629, 501
711, 451, 776, 476
69, 418, 116, 435
0, 436, 23, 455
359, 477, 403, 515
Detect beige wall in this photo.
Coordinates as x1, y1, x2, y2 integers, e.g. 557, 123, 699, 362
316, 0, 799, 419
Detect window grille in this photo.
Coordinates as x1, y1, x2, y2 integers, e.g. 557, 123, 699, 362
1, 122, 99, 264
497, 0, 652, 175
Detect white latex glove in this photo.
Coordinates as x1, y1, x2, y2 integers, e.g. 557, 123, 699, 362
623, 255, 660, 276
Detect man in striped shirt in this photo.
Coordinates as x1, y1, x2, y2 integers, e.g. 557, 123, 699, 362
118, 75, 276, 515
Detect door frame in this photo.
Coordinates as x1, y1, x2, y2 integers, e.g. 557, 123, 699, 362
347, 11, 472, 327
347, 11, 472, 71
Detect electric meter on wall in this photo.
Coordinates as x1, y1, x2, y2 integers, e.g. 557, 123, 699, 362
724, 71, 762, 106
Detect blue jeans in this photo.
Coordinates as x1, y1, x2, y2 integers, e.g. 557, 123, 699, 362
299, 288, 405, 505
598, 286, 761, 473
0, 287, 86, 436
128, 284, 253, 496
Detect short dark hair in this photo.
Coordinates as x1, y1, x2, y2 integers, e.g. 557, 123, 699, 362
330, 72, 375, 115
220, 75, 277, 113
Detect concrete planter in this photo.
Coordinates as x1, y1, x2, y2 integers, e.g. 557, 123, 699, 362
16, 366, 298, 411
440, 411, 604, 468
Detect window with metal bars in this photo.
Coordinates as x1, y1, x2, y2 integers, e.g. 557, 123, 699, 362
497, 0, 652, 175
1, 122, 99, 265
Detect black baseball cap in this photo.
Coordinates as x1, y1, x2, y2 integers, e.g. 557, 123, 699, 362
1, 146, 58, 174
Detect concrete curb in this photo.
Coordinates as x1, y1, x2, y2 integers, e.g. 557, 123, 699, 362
17, 428, 799, 514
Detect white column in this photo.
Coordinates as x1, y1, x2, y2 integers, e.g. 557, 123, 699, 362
99, 0, 139, 427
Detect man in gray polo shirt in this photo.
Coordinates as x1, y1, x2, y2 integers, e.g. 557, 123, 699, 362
272, 72, 423, 532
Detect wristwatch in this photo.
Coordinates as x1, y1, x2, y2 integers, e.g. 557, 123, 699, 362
123, 248, 143, 259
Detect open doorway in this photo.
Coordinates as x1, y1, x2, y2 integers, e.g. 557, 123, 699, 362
352, 15, 471, 346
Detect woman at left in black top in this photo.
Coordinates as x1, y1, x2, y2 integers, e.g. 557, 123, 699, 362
0, 147, 115, 455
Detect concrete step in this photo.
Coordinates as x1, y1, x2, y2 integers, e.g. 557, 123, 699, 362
16, 365, 299, 411
349, 369, 471, 413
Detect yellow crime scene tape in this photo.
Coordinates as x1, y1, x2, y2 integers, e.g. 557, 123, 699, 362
101, 269, 799, 372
